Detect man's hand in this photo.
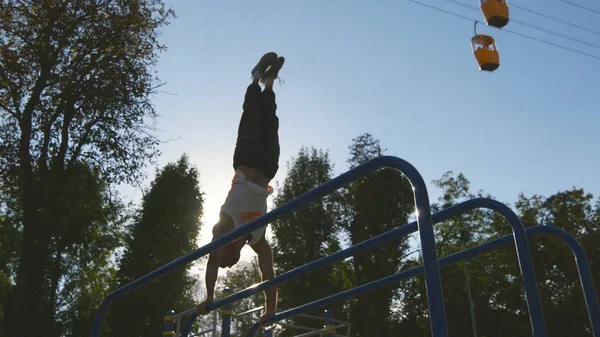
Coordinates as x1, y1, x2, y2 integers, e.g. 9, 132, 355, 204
258, 310, 275, 326
195, 298, 212, 315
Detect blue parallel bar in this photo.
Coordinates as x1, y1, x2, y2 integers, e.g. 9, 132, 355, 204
526, 226, 600, 336
182, 312, 196, 337
245, 225, 599, 337
180, 198, 547, 337
90, 156, 447, 337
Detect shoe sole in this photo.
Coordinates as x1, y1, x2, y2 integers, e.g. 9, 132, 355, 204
251, 52, 278, 76
262, 56, 285, 80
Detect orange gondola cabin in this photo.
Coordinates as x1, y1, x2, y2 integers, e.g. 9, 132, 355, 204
480, 0, 509, 28
471, 34, 499, 71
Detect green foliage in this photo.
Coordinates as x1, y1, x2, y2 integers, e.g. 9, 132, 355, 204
342, 133, 415, 337
108, 154, 204, 337
397, 172, 600, 337
0, 272, 9, 336
51, 163, 127, 337
270, 146, 349, 335
1, 160, 126, 337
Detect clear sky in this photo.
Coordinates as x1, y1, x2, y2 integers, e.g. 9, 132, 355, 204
118, 0, 600, 264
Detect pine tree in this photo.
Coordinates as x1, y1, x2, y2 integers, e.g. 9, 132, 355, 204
270, 146, 350, 335
342, 133, 414, 337
108, 155, 205, 337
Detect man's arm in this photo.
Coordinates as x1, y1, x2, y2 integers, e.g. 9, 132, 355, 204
251, 236, 278, 315
204, 251, 223, 301
197, 223, 228, 315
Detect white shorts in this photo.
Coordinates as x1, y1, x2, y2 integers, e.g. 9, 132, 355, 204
220, 171, 274, 246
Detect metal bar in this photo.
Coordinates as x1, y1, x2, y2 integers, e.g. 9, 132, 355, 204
182, 312, 196, 337
234, 307, 266, 317
212, 310, 217, 337
90, 155, 446, 337
221, 288, 233, 337
290, 324, 347, 337
295, 313, 350, 325
472, 199, 546, 336
292, 330, 323, 337
461, 241, 478, 337
245, 224, 599, 337
526, 225, 600, 336
277, 322, 348, 333
182, 197, 543, 337
176, 308, 197, 319
277, 323, 322, 332
244, 233, 516, 337
183, 197, 545, 337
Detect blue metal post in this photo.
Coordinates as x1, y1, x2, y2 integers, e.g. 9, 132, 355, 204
264, 327, 273, 337
221, 288, 233, 337
324, 309, 334, 337
527, 226, 600, 336
379, 157, 449, 337
164, 310, 176, 337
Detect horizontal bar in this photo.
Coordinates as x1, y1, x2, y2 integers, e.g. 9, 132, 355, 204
277, 322, 348, 332
295, 313, 350, 325
234, 306, 265, 317
244, 233, 514, 337
182, 198, 529, 337
288, 324, 348, 337
246, 224, 600, 337
277, 322, 321, 332
175, 307, 196, 319
179, 198, 526, 337
91, 155, 440, 337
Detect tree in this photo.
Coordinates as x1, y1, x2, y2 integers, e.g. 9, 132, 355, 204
1, 160, 127, 337
270, 146, 350, 335
108, 154, 204, 337
396, 171, 600, 337
514, 188, 600, 337
0, 1, 174, 335
50, 162, 127, 337
343, 133, 414, 337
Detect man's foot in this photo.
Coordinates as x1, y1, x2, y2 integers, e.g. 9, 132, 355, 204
261, 56, 285, 85
252, 52, 278, 81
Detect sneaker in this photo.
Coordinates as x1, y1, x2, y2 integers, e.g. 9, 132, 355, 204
261, 56, 285, 83
251, 52, 278, 80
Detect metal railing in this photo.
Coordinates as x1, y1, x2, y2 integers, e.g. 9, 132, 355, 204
180, 197, 555, 337
91, 156, 450, 337
243, 222, 600, 337
90, 155, 599, 337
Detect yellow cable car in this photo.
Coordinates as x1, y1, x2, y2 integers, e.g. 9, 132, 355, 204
480, 0, 509, 28
471, 34, 499, 71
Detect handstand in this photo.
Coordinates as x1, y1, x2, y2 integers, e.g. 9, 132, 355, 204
195, 52, 285, 325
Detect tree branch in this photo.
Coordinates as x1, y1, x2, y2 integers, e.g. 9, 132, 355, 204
67, 114, 103, 169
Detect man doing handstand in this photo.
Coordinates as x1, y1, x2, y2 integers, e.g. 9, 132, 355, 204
195, 52, 285, 326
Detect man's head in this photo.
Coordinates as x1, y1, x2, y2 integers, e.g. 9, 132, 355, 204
219, 236, 248, 268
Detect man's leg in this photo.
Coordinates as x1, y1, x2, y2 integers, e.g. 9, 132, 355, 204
258, 84, 280, 180
258, 56, 285, 180
233, 53, 278, 171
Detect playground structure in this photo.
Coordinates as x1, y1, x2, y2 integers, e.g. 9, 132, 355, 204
90, 156, 600, 337
168, 302, 351, 337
